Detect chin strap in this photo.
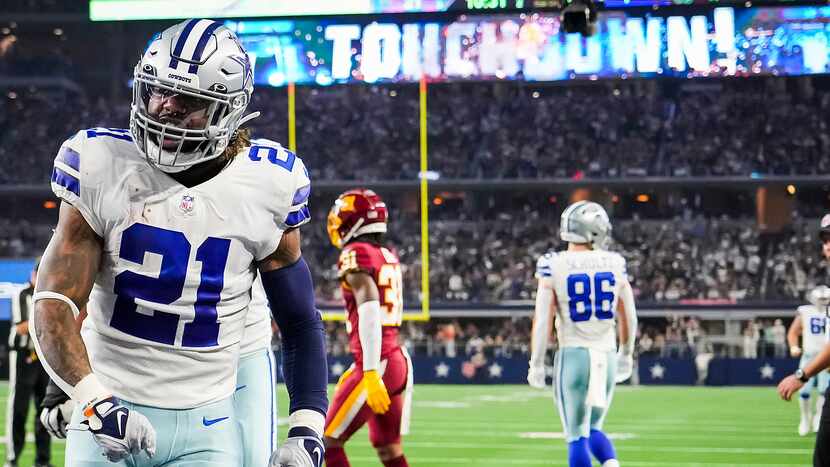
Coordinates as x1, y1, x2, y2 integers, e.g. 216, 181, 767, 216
236, 111, 261, 128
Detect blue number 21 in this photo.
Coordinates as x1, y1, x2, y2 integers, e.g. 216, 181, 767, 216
566, 272, 616, 322
111, 223, 230, 347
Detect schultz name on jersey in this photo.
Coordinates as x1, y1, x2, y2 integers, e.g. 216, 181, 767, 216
50, 128, 310, 409
536, 250, 627, 353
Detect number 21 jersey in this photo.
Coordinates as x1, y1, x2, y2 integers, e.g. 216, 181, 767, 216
337, 241, 403, 366
50, 129, 310, 409
536, 250, 628, 352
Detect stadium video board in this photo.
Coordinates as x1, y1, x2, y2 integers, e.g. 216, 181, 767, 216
88, 0, 805, 20
227, 6, 830, 86
90, 0, 542, 21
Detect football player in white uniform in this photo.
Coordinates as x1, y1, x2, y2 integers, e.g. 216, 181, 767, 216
30, 20, 327, 467
39, 277, 279, 467
528, 201, 637, 467
778, 215, 830, 465
235, 275, 278, 467
787, 286, 830, 436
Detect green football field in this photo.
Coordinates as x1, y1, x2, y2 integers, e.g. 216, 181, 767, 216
0, 383, 817, 466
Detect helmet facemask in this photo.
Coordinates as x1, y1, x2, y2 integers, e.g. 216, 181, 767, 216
131, 67, 249, 173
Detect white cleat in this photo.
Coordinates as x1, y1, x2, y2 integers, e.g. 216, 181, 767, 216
602, 461, 620, 467
800, 419, 811, 436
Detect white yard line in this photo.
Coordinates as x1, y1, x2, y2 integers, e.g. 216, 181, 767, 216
346, 456, 804, 466
398, 440, 811, 455
404, 429, 810, 443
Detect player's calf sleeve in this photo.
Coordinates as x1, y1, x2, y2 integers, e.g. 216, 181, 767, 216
262, 257, 328, 422
382, 455, 409, 467
800, 395, 812, 419
324, 446, 350, 467
589, 429, 617, 463
568, 438, 592, 467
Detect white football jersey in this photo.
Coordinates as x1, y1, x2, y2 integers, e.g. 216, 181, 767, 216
536, 250, 627, 352
240, 274, 273, 356
798, 304, 828, 355
51, 128, 310, 409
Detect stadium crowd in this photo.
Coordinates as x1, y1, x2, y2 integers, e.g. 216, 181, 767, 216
1, 205, 826, 305
5, 77, 830, 184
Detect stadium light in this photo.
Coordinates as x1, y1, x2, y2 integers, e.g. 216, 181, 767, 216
636, 194, 650, 203
787, 184, 796, 195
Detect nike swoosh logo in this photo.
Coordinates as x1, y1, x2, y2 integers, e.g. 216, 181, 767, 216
202, 416, 229, 427
235, 385, 247, 392
116, 412, 126, 437
312, 446, 322, 465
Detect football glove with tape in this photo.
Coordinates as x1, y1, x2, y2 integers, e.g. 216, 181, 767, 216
81, 396, 156, 462
270, 426, 324, 467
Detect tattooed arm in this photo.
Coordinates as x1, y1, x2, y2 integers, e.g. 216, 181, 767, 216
32, 201, 101, 393
33, 202, 157, 460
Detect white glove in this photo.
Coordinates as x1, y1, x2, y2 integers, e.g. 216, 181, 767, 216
527, 365, 547, 389
270, 427, 324, 467
615, 353, 634, 383
81, 396, 156, 462
40, 399, 75, 439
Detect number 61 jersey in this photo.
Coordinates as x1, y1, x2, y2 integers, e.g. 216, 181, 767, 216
50, 129, 310, 409
536, 250, 628, 353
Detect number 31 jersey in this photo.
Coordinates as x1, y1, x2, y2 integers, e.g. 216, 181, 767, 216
337, 241, 403, 367
50, 128, 310, 409
536, 250, 628, 353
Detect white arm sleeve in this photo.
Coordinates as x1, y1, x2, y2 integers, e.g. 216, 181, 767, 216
530, 281, 554, 368
358, 300, 383, 372
619, 280, 638, 355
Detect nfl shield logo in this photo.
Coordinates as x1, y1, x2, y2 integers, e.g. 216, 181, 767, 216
179, 195, 195, 213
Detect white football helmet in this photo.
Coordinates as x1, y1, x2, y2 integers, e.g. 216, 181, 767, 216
559, 200, 612, 249
809, 285, 830, 310
130, 19, 255, 172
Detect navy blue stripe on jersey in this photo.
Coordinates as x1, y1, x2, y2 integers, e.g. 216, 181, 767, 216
292, 184, 311, 206
537, 266, 552, 277
285, 206, 310, 228
86, 129, 133, 141
169, 19, 199, 69
56, 146, 80, 171
51, 167, 79, 196
188, 21, 222, 73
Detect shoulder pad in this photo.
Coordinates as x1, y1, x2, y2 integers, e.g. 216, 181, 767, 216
51, 129, 134, 236
535, 251, 556, 279
245, 140, 311, 230
338, 243, 378, 279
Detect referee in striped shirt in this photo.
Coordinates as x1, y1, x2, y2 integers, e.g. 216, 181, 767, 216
5, 260, 51, 467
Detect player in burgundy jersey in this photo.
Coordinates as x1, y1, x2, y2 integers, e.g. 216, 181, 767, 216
323, 189, 413, 467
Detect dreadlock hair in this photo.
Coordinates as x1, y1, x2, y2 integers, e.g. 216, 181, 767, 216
222, 127, 252, 162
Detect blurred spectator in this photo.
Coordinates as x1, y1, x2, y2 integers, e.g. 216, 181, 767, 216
742, 321, 759, 359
